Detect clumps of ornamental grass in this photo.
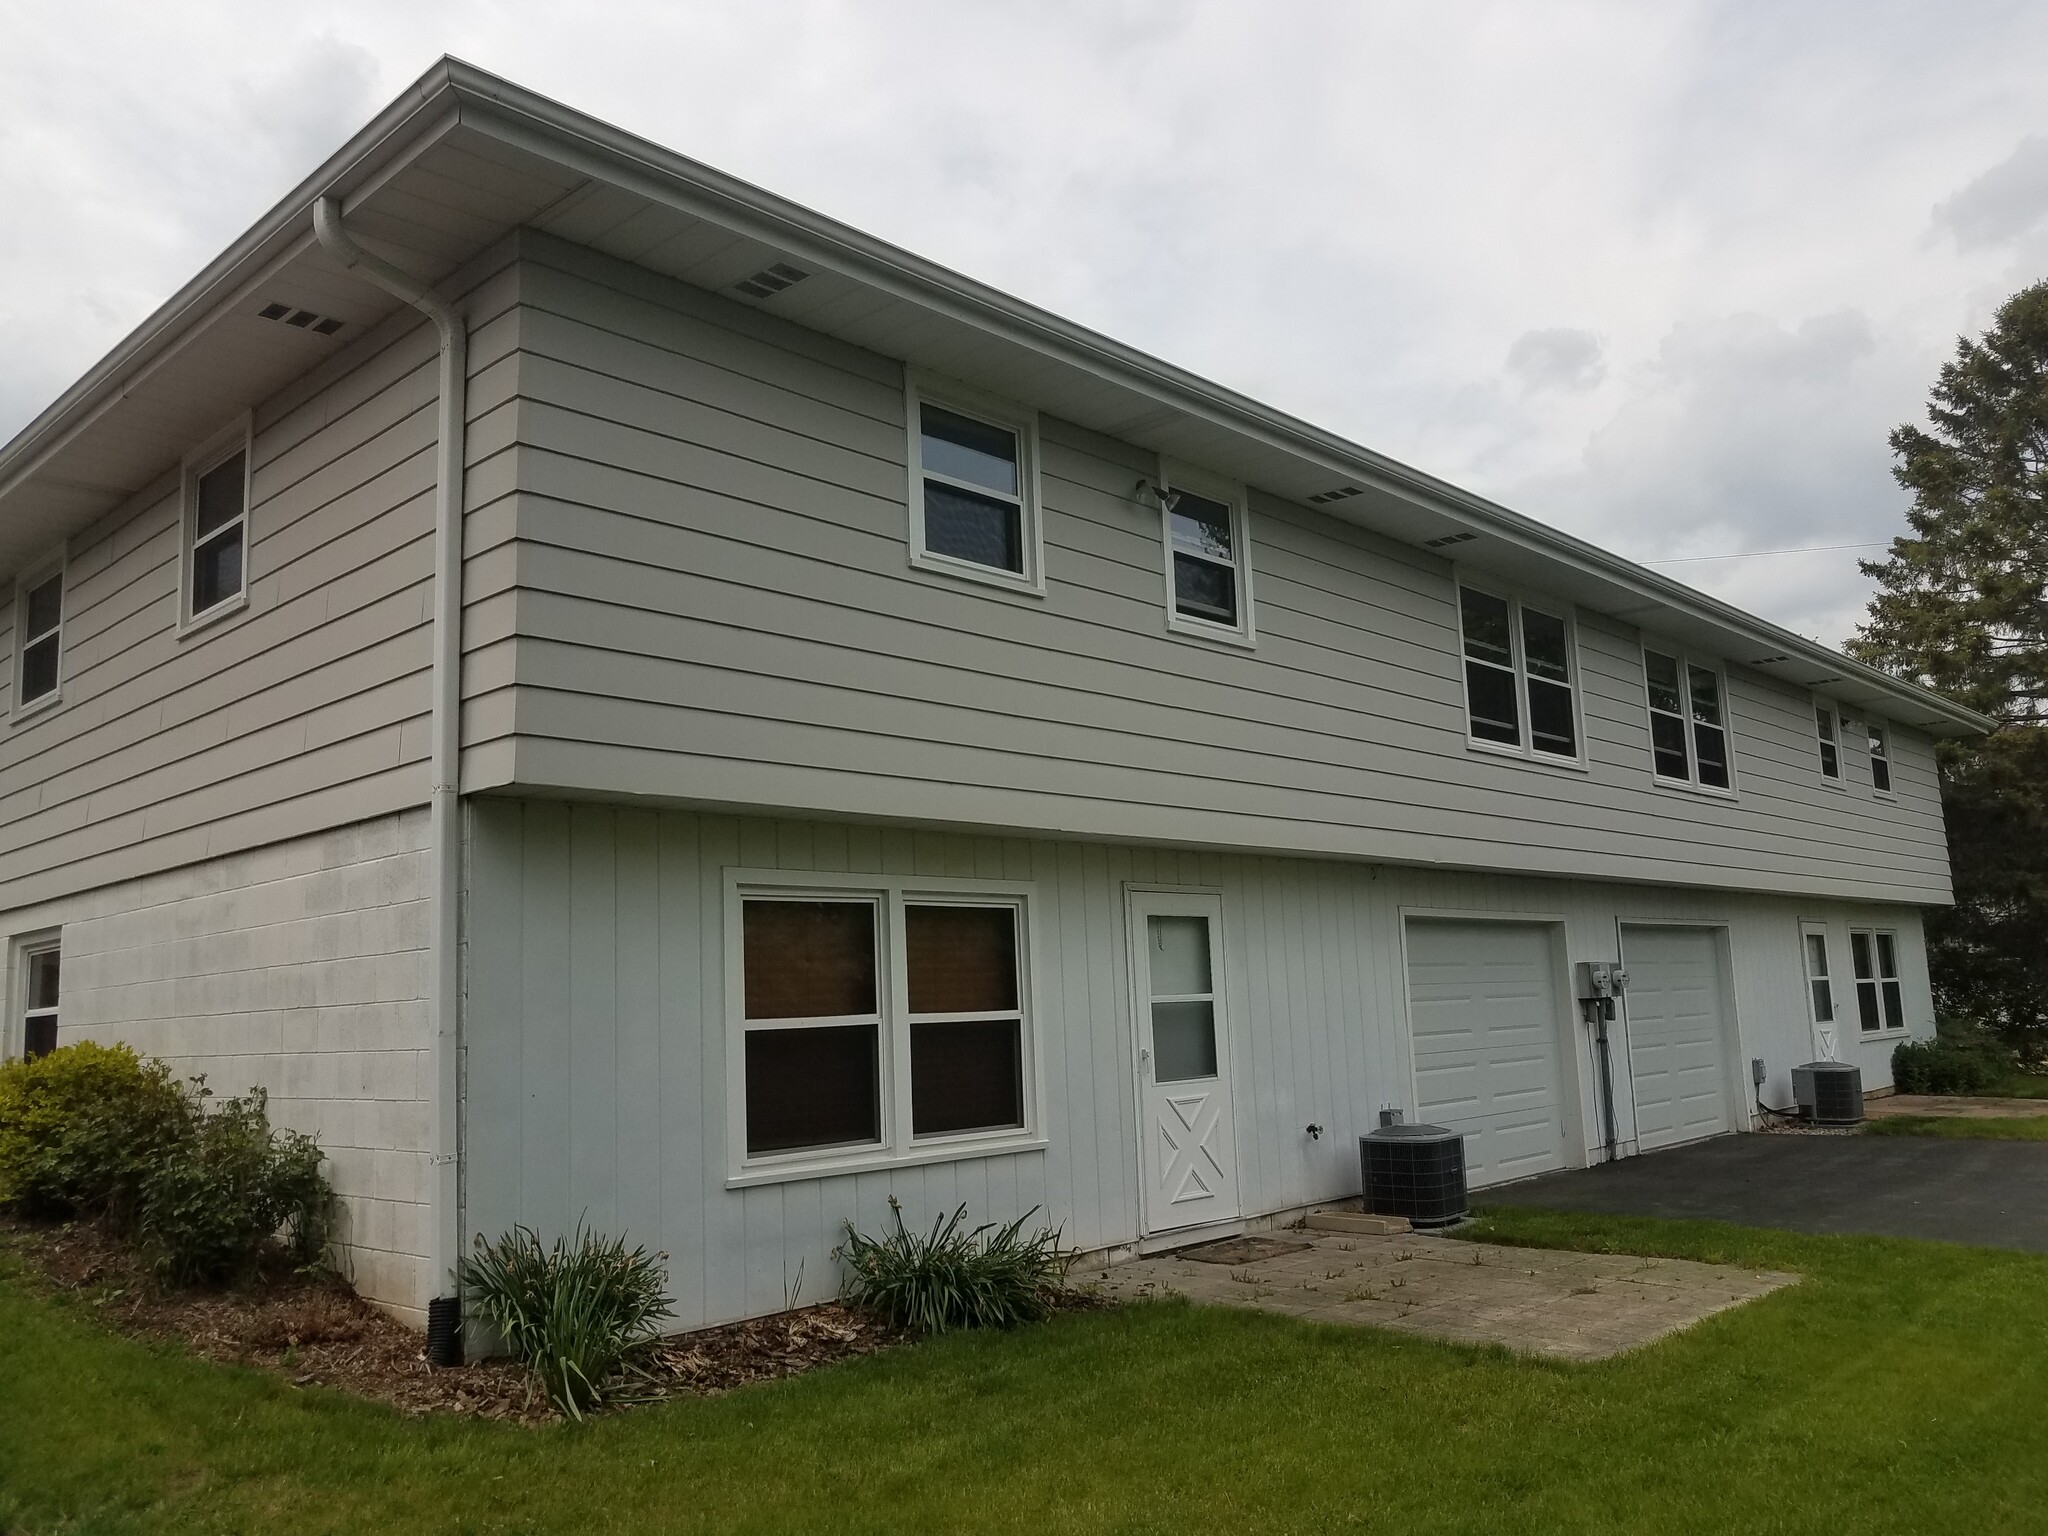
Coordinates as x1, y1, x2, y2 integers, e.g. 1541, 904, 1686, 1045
836, 1199, 1071, 1334
461, 1223, 675, 1419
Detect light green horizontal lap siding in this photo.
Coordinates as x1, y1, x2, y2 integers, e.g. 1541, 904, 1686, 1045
0, 253, 526, 912
460, 801, 1935, 1332
480, 236, 1951, 905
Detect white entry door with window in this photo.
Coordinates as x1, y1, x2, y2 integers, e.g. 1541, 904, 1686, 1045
1620, 925, 1732, 1151
1128, 890, 1241, 1235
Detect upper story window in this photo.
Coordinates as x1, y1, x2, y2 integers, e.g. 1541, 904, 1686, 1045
1849, 929, 1905, 1034
1815, 705, 1842, 782
15, 566, 63, 713
1867, 722, 1893, 796
730, 873, 1037, 1181
1456, 584, 1580, 762
183, 423, 252, 627
906, 380, 1043, 594
1160, 467, 1253, 645
1643, 648, 1732, 792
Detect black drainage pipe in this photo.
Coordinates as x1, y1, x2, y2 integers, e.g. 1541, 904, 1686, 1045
426, 1294, 464, 1367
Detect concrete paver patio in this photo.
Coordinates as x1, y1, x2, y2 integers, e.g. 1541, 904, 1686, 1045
1076, 1228, 1797, 1361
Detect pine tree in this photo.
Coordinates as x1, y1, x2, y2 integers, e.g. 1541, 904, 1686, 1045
1850, 281, 2048, 1048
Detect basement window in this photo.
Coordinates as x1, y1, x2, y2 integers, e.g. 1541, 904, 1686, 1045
731, 874, 1039, 1182
1457, 583, 1581, 763
1850, 930, 1906, 1034
14, 566, 63, 713
1643, 648, 1733, 792
17, 939, 59, 1061
906, 380, 1043, 594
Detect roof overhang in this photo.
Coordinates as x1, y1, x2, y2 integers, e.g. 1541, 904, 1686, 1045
0, 57, 1994, 740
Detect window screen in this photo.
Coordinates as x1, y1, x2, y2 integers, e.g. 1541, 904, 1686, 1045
906, 904, 1023, 1138
1689, 665, 1730, 789
919, 405, 1024, 574
1460, 587, 1520, 746
1644, 650, 1691, 780
1166, 489, 1242, 629
1521, 608, 1576, 758
23, 946, 58, 1060
1816, 708, 1841, 779
18, 572, 62, 706
190, 450, 248, 617
741, 899, 882, 1156
1868, 724, 1892, 794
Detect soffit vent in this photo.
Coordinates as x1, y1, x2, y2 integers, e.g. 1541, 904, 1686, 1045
732, 263, 810, 301
1308, 485, 1364, 505
258, 301, 345, 337
1745, 653, 1792, 667
1423, 530, 1478, 549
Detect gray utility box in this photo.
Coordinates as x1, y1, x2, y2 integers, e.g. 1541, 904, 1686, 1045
1360, 1123, 1469, 1228
1793, 1061, 1864, 1126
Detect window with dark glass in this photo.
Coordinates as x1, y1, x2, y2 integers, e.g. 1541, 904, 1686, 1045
1644, 648, 1732, 790
1851, 929, 1906, 1033
1816, 707, 1841, 780
1868, 724, 1892, 794
1460, 587, 1520, 746
1165, 487, 1243, 631
906, 904, 1023, 1137
740, 899, 882, 1156
22, 946, 58, 1060
189, 449, 248, 618
1520, 607, 1576, 758
917, 404, 1025, 576
17, 572, 62, 707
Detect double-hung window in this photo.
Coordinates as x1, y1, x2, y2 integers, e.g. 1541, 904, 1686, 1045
907, 382, 1042, 592
15, 566, 63, 713
1643, 648, 1732, 790
183, 428, 251, 626
1815, 705, 1842, 782
1849, 929, 1906, 1034
1456, 584, 1580, 761
1160, 467, 1252, 643
18, 940, 59, 1061
1867, 722, 1893, 795
732, 874, 1036, 1178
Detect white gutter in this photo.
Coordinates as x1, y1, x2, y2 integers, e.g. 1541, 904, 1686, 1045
312, 196, 467, 1333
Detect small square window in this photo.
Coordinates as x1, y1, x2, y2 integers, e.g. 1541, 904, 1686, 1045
907, 388, 1041, 592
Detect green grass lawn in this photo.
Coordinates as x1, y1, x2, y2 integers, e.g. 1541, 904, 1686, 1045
1867, 1114, 2048, 1140
8, 1210, 2048, 1535
1989, 1071, 2048, 1100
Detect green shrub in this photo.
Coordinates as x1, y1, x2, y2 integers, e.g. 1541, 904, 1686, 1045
837, 1199, 1070, 1335
0, 1042, 193, 1225
1893, 1016, 2010, 1096
461, 1224, 676, 1419
137, 1087, 335, 1287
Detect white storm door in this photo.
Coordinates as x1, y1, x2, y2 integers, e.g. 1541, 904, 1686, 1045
1620, 925, 1732, 1151
1129, 891, 1241, 1234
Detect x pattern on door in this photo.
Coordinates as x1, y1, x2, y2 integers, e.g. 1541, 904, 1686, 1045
1159, 1087, 1229, 1205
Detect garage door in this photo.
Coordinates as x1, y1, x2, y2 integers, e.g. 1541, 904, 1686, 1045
1621, 925, 1732, 1151
1405, 919, 1568, 1186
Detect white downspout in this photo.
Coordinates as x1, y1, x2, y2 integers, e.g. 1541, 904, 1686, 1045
312, 196, 467, 1341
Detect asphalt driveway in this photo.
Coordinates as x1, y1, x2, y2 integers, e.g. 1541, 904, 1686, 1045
1481, 1133, 2048, 1252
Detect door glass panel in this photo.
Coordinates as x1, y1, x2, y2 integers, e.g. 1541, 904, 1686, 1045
1152, 1000, 1219, 1082
1146, 915, 1211, 996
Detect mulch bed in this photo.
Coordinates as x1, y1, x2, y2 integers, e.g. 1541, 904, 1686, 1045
0, 1215, 905, 1425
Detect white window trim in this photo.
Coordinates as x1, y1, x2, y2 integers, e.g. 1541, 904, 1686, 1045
10, 930, 60, 1062
178, 414, 255, 636
904, 375, 1046, 597
1848, 926, 1909, 1035
1639, 642, 1738, 799
1812, 699, 1845, 789
1158, 460, 1256, 649
1865, 718, 1897, 801
1799, 920, 1837, 1036
723, 867, 1046, 1187
1453, 577, 1589, 771
10, 550, 67, 723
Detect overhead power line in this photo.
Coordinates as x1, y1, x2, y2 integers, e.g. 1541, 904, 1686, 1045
1639, 541, 1890, 565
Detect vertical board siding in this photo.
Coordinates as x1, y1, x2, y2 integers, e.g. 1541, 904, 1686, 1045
4, 808, 432, 1320
485, 235, 1952, 904
464, 801, 1931, 1333
0, 253, 525, 915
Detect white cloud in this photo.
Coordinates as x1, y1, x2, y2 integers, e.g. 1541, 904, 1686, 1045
5, 0, 2048, 646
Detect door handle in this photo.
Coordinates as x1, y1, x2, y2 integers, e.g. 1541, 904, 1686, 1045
1140, 1047, 1152, 1064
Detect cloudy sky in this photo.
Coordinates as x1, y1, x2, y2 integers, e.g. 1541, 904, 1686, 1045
7, 1, 2048, 646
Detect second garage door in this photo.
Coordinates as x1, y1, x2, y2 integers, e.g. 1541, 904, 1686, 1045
1406, 919, 1569, 1187
1620, 925, 1733, 1151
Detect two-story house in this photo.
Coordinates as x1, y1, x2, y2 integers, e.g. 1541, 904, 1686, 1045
0, 61, 1990, 1332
